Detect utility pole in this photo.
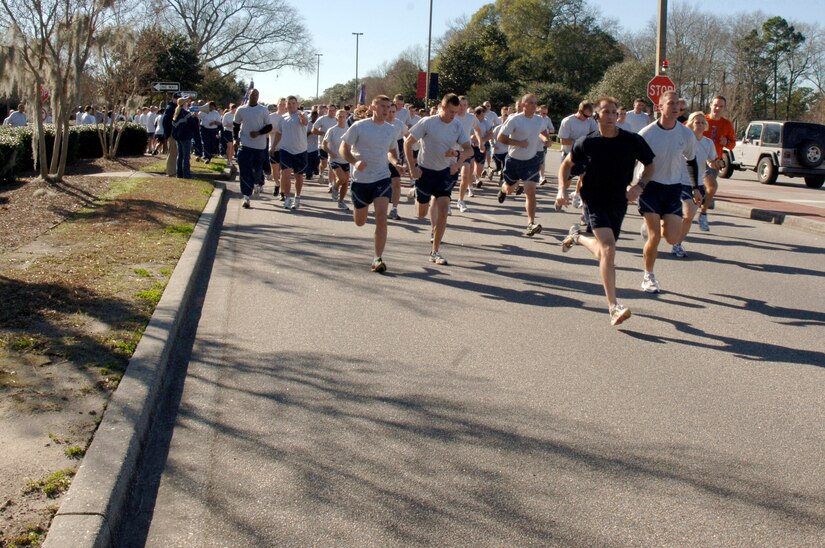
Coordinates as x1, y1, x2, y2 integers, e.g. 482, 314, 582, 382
315, 53, 323, 100
425, 0, 433, 107
352, 32, 363, 106
656, 0, 667, 75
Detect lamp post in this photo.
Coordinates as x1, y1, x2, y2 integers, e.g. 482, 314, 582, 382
656, 0, 667, 75
315, 53, 323, 100
352, 32, 363, 105
425, 0, 433, 106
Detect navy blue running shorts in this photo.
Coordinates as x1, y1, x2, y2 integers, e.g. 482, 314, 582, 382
415, 166, 456, 204
638, 181, 683, 217
351, 178, 392, 209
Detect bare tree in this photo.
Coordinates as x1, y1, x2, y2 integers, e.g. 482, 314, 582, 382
162, 0, 314, 74
0, 0, 113, 181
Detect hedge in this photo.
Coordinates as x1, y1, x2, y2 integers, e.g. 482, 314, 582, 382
0, 123, 148, 181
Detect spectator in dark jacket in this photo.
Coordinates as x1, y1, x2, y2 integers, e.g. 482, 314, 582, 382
171, 98, 199, 178
163, 93, 181, 176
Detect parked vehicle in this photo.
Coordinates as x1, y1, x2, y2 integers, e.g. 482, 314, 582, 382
719, 120, 825, 188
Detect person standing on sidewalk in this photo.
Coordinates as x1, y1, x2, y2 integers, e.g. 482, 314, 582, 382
637, 91, 699, 293
701, 95, 736, 231
340, 95, 401, 273
233, 89, 272, 208
162, 94, 182, 177
556, 97, 655, 325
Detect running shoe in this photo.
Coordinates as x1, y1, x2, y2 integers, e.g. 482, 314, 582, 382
698, 213, 710, 231
447, 203, 452, 216
515, 185, 524, 196
540, 178, 549, 186
252, 184, 262, 198
273, 186, 280, 197
371, 257, 387, 273
571, 193, 582, 208
609, 304, 632, 326
284, 197, 293, 209
561, 225, 580, 252
389, 207, 400, 220
293, 196, 301, 210
641, 272, 661, 293
429, 251, 448, 265
326, 183, 333, 193
476, 179, 484, 188
672, 243, 687, 258
407, 187, 416, 202
337, 200, 351, 211
458, 200, 469, 213
640, 221, 649, 239
497, 190, 507, 203
468, 187, 476, 198
525, 223, 543, 237
242, 195, 251, 209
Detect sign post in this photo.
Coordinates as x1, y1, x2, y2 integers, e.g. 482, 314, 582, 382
151, 82, 180, 93
647, 75, 675, 112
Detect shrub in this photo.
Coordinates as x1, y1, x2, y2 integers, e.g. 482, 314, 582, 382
0, 123, 147, 181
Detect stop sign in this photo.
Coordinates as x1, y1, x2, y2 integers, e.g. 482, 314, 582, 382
647, 75, 676, 110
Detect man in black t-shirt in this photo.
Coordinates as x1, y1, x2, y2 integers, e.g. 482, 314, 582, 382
556, 97, 655, 326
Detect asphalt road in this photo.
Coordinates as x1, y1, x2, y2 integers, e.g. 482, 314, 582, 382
120, 162, 825, 546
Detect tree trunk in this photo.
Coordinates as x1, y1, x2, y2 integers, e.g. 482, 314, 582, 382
32, 80, 48, 180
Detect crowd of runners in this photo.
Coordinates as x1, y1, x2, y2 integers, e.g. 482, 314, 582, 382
175, 87, 736, 326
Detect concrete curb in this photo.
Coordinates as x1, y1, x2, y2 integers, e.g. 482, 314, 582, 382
713, 199, 825, 235
43, 183, 227, 548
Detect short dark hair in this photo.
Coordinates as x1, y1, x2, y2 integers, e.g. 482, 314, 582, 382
474, 106, 485, 115
441, 93, 460, 107
711, 95, 727, 105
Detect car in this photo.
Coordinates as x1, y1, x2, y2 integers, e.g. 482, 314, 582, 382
719, 120, 825, 188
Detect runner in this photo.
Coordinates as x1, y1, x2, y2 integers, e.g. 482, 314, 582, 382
624, 98, 651, 134
339, 95, 401, 273
404, 93, 473, 266
304, 109, 321, 182
271, 96, 308, 210
221, 103, 236, 169
269, 98, 287, 199
672, 111, 719, 257
490, 111, 510, 182
455, 96, 482, 213
496, 93, 550, 237
232, 89, 272, 208
557, 97, 655, 325
701, 95, 736, 231
387, 103, 409, 220
322, 109, 352, 211
313, 104, 338, 190
471, 106, 493, 188
637, 91, 699, 293
558, 101, 598, 207
537, 104, 555, 185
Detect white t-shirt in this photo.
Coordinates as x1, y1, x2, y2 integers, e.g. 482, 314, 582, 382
409, 115, 470, 171
80, 112, 97, 125
408, 115, 422, 150
323, 125, 347, 163
199, 109, 221, 130
499, 112, 546, 160
639, 121, 697, 186
3, 111, 27, 127
341, 118, 396, 183
233, 103, 270, 150
389, 118, 409, 154
492, 125, 508, 155
277, 112, 308, 154
485, 110, 500, 127
558, 114, 598, 153
268, 113, 282, 150
540, 114, 555, 134
313, 115, 337, 138
306, 122, 319, 153
395, 107, 411, 128
624, 111, 650, 134
455, 113, 479, 149
75, 111, 83, 125
222, 111, 234, 132
154, 114, 164, 136
683, 136, 716, 186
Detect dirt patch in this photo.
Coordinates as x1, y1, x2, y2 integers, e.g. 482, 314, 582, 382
0, 155, 218, 545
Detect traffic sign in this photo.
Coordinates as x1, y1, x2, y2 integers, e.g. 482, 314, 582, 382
152, 82, 180, 92
647, 75, 675, 110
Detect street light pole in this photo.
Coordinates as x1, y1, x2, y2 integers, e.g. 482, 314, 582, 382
352, 32, 363, 106
425, 0, 433, 107
315, 53, 323, 100
656, 0, 667, 75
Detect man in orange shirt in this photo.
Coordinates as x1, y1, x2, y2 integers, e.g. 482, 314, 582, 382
702, 95, 736, 231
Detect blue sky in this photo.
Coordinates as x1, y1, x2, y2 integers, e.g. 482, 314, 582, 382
252, 0, 825, 103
